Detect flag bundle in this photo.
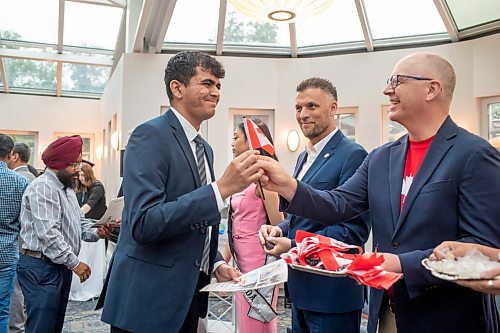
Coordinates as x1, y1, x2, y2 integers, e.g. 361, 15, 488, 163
283, 230, 403, 290
243, 118, 275, 156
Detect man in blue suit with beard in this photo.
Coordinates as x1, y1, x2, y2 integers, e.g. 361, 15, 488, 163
261, 77, 369, 333
99, 51, 262, 333
258, 53, 499, 333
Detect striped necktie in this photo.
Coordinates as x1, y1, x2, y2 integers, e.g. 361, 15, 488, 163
194, 135, 210, 274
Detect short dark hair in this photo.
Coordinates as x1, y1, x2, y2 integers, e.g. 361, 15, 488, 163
13, 143, 31, 163
0, 133, 14, 159
164, 51, 225, 101
237, 119, 278, 161
297, 77, 338, 101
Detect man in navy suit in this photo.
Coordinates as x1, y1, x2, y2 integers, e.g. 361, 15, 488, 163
100, 51, 262, 333
258, 53, 500, 333
260, 77, 369, 332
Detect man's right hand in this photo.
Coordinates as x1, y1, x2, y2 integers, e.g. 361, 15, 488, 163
258, 225, 282, 247
217, 150, 262, 200
72, 261, 91, 283
257, 156, 297, 201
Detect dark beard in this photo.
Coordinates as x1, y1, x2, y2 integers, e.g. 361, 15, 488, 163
57, 169, 78, 189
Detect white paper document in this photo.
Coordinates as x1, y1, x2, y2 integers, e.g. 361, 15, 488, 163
90, 197, 124, 228
200, 259, 288, 292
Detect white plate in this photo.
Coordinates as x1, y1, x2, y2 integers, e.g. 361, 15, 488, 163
289, 263, 348, 277
421, 258, 467, 281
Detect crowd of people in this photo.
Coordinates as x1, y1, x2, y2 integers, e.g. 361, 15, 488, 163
0, 50, 498, 333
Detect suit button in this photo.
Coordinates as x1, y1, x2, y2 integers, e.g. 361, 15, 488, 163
204, 221, 209, 226
194, 260, 200, 267
392, 242, 399, 249
189, 225, 195, 230
195, 224, 200, 229
200, 227, 207, 234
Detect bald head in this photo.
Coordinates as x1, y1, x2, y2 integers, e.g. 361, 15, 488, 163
398, 52, 456, 99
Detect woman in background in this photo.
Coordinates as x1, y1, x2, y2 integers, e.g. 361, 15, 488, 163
225, 119, 284, 333
75, 162, 107, 220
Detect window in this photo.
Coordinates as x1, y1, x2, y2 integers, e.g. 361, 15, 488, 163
334, 107, 358, 141
481, 96, 500, 149
382, 105, 407, 143
230, 109, 275, 138
54, 132, 94, 162
0, 130, 38, 164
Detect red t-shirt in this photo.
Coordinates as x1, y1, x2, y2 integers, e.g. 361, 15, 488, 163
400, 136, 434, 210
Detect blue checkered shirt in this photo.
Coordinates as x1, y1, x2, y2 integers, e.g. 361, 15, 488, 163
0, 161, 29, 268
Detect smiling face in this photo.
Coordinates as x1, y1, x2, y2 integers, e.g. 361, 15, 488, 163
231, 126, 248, 158
172, 66, 221, 128
295, 87, 337, 145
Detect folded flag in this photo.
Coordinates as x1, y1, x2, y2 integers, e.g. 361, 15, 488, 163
283, 230, 402, 290
243, 117, 275, 156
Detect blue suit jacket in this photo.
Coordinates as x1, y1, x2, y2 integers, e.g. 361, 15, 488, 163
280, 130, 369, 314
100, 110, 223, 333
285, 117, 500, 333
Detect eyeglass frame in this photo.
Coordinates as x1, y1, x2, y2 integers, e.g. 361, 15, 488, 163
386, 74, 434, 90
69, 160, 83, 169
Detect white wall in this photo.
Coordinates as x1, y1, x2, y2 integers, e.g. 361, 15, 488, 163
0, 93, 101, 174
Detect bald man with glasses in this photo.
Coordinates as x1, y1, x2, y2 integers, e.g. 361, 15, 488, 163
257, 52, 500, 333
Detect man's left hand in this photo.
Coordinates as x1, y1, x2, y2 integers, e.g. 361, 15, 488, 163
380, 253, 402, 273
214, 263, 242, 282
96, 225, 111, 238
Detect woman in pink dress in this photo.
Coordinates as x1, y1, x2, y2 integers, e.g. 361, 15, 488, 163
225, 120, 284, 333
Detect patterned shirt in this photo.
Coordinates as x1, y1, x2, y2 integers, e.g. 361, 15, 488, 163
0, 161, 29, 268
20, 168, 99, 269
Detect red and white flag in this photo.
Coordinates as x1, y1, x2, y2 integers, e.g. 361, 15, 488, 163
243, 118, 275, 156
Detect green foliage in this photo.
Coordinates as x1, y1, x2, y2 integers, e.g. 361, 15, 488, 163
224, 11, 278, 44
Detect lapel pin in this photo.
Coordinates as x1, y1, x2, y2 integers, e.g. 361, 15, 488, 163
324, 153, 330, 159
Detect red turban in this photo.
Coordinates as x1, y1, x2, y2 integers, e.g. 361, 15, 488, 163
42, 135, 83, 170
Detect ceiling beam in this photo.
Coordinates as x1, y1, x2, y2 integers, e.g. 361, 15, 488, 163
354, 0, 373, 52
289, 23, 297, 58
433, 0, 459, 42
0, 48, 113, 66
0, 38, 10, 93
147, 0, 177, 53
65, 0, 124, 8
111, 8, 127, 74
133, 0, 155, 53
216, 0, 227, 56
58, 0, 65, 53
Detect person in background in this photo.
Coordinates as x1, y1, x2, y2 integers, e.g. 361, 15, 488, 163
25, 165, 38, 179
7, 143, 36, 333
0, 134, 29, 333
17, 135, 110, 333
224, 119, 283, 333
433, 241, 500, 295
74, 162, 107, 220
260, 77, 369, 333
7, 143, 35, 182
257, 52, 500, 333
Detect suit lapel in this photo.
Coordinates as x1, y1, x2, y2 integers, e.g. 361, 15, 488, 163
166, 110, 201, 188
389, 137, 407, 229
293, 151, 308, 178
302, 131, 343, 183
393, 117, 457, 236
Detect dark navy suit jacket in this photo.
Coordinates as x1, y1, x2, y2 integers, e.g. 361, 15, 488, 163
279, 130, 370, 314
284, 117, 500, 333
100, 110, 223, 333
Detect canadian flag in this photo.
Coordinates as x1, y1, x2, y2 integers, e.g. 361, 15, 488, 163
243, 118, 275, 156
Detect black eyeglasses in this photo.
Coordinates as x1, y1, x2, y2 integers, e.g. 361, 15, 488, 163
387, 74, 433, 89
69, 161, 83, 169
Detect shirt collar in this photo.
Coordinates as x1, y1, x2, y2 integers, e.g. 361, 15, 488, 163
13, 165, 28, 172
45, 168, 65, 189
306, 127, 338, 155
170, 107, 202, 143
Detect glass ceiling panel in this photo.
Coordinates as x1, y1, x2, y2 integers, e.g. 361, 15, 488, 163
164, 0, 219, 44
364, 0, 447, 39
61, 63, 110, 94
296, 0, 364, 47
4, 58, 56, 90
0, 0, 58, 45
64, 2, 123, 50
445, 0, 500, 30
223, 2, 290, 47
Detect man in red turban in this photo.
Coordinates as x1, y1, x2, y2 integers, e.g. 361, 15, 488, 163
18, 135, 110, 333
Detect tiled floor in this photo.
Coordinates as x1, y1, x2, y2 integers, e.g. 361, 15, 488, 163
63, 297, 367, 333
